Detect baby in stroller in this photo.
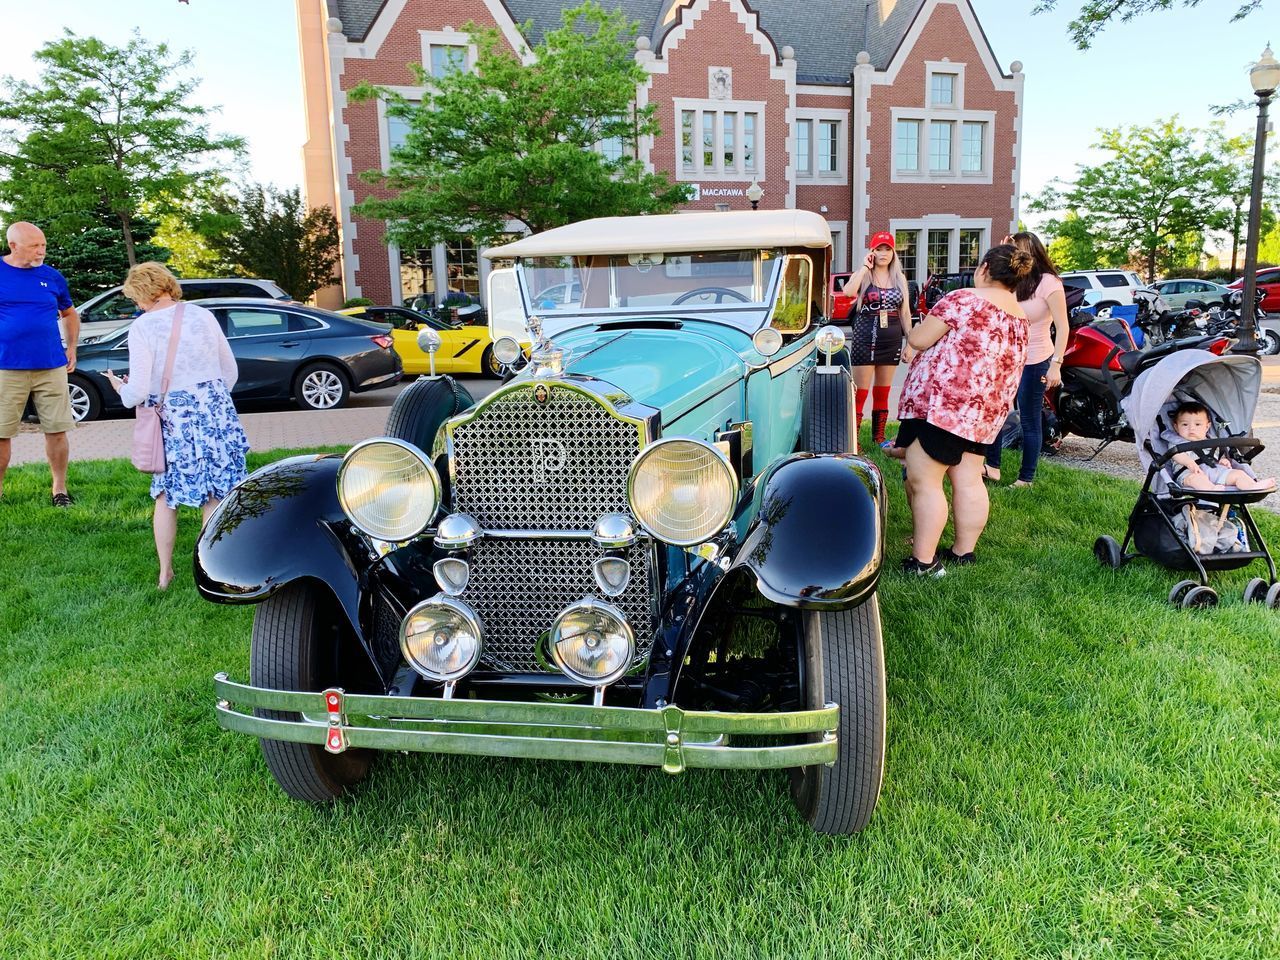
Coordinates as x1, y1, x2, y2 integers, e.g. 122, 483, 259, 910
1164, 401, 1276, 493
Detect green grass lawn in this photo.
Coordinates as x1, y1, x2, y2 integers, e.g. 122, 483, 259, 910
2, 446, 1278, 959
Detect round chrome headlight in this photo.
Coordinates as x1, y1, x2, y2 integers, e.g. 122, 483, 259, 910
548, 599, 635, 687
400, 595, 483, 682
627, 437, 738, 547
815, 324, 846, 357
493, 336, 522, 366
752, 327, 784, 357
337, 438, 440, 542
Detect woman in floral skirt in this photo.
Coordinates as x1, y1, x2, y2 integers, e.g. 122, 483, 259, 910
105, 262, 248, 590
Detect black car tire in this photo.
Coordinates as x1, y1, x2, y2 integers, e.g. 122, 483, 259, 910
1259, 329, 1280, 357
481, 344, 503, 379
801, 366, 854, 454
384, 375, 474, 453
67, 375, 101, 423
294, 362, 350, 411
791, 598, 886, 835
250, 581, 372, 803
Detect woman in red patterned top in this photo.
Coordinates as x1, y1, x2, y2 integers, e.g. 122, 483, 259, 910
896, 244, 1033, 576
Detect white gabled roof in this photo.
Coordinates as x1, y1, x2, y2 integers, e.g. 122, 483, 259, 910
483, 209, 832, 259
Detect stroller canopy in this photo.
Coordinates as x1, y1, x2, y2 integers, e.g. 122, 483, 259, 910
1122, 350, 1263, 473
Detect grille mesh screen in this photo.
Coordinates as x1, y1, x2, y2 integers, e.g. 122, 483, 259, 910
467, 540, 655, 673
450, 387, 641, 530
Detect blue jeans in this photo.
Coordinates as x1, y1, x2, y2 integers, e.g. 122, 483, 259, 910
986, 357, 1051, 482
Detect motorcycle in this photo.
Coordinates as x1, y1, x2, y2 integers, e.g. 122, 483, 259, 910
1041, 310, 1233, 456
1215, 287, 1278, 355
1130, 288, 1207, 345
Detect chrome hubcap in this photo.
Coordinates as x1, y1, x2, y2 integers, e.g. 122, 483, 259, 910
302, 370, 342, 408
68, 384, 91, 421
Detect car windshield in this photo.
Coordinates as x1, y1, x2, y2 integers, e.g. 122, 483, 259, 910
521, 249, 781, 316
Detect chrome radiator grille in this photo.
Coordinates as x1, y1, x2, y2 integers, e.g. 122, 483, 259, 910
449, 386, 641, 529
468, 540, 656, 673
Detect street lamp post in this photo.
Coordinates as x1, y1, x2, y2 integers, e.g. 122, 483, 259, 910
746, 179, 764, 211
1237, 44, 1280, 354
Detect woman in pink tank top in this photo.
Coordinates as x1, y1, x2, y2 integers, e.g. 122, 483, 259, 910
983, 233, 1069, 487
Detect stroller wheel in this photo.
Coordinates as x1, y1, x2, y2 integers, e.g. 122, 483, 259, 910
1169, 579, 1199, 605
1180, 585, 1218, 610
1243, 577, 1270, 605
1094, 536, 1123, 569
1266, 582, 1280, 611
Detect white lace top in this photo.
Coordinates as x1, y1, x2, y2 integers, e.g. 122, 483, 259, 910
118, 302, 239, 409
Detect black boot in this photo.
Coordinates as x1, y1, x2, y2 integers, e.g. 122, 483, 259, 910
871, 409, 889, 445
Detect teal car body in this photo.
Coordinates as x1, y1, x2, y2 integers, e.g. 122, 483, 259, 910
198, 210, 889, 834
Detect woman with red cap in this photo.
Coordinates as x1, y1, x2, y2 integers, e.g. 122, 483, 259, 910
842, 231, 914, 443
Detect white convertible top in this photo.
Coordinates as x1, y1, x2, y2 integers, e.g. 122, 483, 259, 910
483, 209, 832, 259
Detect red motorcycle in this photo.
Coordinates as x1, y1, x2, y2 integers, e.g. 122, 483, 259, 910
1042, 312, 1232, 456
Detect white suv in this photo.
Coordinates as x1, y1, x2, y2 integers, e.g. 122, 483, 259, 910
1060, 269, 1146, 309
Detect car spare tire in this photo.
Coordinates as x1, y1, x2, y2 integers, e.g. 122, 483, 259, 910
385, 375, 475, 453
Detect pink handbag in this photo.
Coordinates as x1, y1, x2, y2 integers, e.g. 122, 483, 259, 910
131, 305, 185, 473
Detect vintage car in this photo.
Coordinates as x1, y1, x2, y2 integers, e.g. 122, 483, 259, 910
198, 209, 887, 834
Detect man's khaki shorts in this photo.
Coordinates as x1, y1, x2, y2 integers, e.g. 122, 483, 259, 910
0, 367, 76, 438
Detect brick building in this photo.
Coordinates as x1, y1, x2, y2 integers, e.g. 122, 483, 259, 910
296, 0, 1023, 308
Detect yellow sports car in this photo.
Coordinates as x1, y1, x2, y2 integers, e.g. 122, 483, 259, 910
338, 305, 503, 377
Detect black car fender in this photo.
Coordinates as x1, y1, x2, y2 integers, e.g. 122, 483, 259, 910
730, 453, 884, 610
195, 453, 370, 633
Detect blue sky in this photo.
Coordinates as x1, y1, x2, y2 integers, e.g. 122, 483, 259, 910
0, 0, 1271, 225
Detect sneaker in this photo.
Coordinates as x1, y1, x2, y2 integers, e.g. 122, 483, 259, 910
51, 492, 75, 508
901, 555, 946, 577
941, 547, 976, 566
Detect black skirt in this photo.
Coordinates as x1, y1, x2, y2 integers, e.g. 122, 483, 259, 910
896, 418, 989, 466
849, 308, 905, 365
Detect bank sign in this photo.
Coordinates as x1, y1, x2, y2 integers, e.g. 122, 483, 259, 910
687, 184, 747, 202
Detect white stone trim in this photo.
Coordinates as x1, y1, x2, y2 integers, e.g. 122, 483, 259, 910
825, 219, 849, 271
672, 97, 767, 182
881, 0, 1018, 93
888, 216, 992, 282
1009, 66, 1025, 234
793, 107, 849, 185
387, 242, 403, 306
355, 0, 529, 63
923, 60, 966, 110
796, 83, 851, 97
418, 29, 478, 76
851, 60, 874, 254
889, 107, 995, 184
327, 29, 359, 296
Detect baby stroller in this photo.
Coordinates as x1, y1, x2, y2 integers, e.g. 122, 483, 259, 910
1093, 349, 1278, 609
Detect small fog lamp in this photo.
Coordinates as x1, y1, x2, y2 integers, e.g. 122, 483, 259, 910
433, 557, 470, 596
548, 599, 634, 690
400, 596, 483, 689
752, 327, 784, 357
592, 556, 632, 597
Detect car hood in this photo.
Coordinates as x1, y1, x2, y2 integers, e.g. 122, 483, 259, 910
553, 325, 748, 425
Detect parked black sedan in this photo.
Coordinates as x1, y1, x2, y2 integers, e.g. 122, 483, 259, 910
69, 299, 402, 422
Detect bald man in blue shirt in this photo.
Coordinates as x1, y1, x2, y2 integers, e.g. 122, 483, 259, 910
0, 222, 80, 506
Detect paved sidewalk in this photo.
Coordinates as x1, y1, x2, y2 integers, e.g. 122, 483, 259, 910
7, 377, 500, 467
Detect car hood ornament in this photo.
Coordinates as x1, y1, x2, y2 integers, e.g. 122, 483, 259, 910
527, 314, 565, 378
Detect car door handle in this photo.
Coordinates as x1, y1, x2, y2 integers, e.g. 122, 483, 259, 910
280, 340, 301, 347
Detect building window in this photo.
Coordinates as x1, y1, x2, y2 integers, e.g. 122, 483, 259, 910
677, 104, 761, 177
596, 114, 630, 162
961, 122, 985, 173
929, 121, 953, 172
959, 229, 983, 270
896, 230, 919, 279
400, 248, 435, 308
796, 119, 812, 175
896, 120, 921, 172
817, 120, 839, 173
927, 229, 950, 276
444, 237, 480, 302
930, 73, 956, 106
387, 112, 413, 155
429, 44, 467, 79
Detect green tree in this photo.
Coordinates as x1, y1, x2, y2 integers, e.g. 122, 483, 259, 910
1031, 0, 1262, 49
201, 184, 340, 302
1029, 118, 1227, 281
0, 30, 243, 267
352, 1, 690, 249
49, 211, 169, 303
1043, 210, 1100, 271
1206, 125, 1279, 273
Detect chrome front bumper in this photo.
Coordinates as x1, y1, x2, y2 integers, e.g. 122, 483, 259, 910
214, 674, 838, 773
